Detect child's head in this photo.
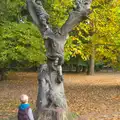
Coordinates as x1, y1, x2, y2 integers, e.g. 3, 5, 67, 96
20, 94, 29, 104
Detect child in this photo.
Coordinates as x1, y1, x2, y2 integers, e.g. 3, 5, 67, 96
18, 94, 34, 120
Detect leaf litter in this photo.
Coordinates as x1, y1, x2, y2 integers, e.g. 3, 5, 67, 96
0, 72, 120, 120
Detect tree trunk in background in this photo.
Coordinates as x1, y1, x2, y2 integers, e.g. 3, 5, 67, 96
0, 69, 5, 81
76, 65, 80, 73
88, 44, 95, 75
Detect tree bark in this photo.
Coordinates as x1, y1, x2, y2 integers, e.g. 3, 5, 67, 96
0, 69, 6, 81
88, 44, 95, 75
26, 0, 92, 119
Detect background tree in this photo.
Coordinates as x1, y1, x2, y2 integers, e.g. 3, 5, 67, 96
0, 0, 46, 80
64, 0, 120, 74
0, 0, 120, 81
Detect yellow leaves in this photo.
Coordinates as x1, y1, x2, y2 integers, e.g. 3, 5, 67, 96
65, 40, 83, 59
76, 50, 81, 54
71, 47, 82, 56
65, 34, 91, 61
74, 49, 81, 55
71, 36, 79, 41
76, 27, 80, 31
72, 48, 77, 51
71, 36, 76, 41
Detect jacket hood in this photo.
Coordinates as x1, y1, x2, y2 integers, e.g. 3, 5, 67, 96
19, 104, 30, 110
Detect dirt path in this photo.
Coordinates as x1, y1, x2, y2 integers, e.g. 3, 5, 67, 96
0, 72, 120, 120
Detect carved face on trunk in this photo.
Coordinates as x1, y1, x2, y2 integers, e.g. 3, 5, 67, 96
45, 36, 66, 61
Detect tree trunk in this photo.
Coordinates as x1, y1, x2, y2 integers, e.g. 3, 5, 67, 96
76, 65, 80, 73
0, 69, 5, 81
34, 64, 67, 120
82, 66, 87, 73
26, 0, 92, 119
88, 44, 95, 75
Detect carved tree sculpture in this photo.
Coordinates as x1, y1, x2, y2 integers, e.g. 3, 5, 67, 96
26, 0, 92, 120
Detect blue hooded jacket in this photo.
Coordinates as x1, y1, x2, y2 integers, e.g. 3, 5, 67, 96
18, 103, 34, 120
19, 104, 30, 110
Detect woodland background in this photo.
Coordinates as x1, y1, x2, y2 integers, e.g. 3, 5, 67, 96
0, 0, 120, 119
0, 0, 120, 79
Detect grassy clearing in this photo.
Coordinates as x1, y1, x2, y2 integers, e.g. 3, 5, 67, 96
0, 72, 120, 120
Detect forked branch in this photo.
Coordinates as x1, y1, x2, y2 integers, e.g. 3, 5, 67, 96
27, 0, 92, 37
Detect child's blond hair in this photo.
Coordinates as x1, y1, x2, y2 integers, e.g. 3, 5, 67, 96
20, 94, 29, 103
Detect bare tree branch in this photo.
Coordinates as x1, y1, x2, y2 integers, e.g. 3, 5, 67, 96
26, 0, 53, 37
60, 0, 92, 36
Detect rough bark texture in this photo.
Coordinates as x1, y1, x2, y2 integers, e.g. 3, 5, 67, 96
26, 0, 92, 119
88, 44, 95, 75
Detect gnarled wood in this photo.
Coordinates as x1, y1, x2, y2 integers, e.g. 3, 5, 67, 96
26, 0, 92, 119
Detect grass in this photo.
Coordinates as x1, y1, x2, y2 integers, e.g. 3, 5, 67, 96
0, 72, 120, 120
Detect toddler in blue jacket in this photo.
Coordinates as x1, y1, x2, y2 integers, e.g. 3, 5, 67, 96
18, 94, 34, 120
